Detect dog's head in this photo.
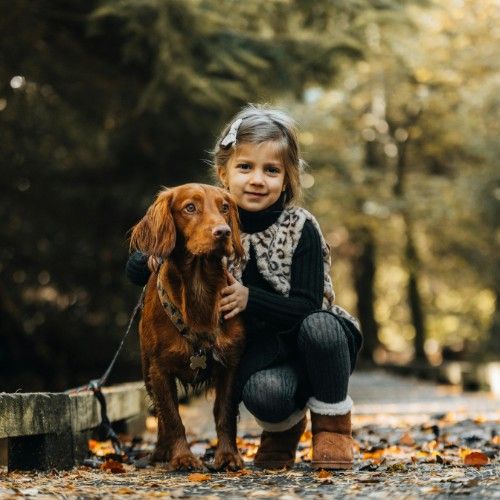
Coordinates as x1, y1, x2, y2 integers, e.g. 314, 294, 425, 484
130, 183, 244, 261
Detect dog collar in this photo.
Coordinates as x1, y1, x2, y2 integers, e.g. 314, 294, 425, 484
155, 269, 225, 371
156, 273, 187, 333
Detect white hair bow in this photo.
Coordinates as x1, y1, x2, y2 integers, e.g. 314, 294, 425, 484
220, 118, 242, 149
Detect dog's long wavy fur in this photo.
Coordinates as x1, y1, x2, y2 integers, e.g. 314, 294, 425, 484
129, 183, 245, 470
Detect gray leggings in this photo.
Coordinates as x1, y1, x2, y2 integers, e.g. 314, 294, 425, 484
242, 311, 357, 423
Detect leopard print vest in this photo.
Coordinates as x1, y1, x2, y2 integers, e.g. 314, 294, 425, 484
227, 206, 361, 331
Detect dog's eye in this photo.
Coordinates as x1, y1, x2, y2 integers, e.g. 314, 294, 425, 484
184, 203, 196, 213
221, 203, 230, 214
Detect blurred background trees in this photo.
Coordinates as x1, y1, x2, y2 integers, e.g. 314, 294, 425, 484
1, 0, 497, 391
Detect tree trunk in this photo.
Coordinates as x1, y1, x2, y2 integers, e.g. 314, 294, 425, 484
402, 212, 427, 362
351, 225, 379, 364
393, 114, 428, 365
485, 276, 500, 360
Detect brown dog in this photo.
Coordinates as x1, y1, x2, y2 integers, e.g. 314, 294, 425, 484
130, 183, 245, 471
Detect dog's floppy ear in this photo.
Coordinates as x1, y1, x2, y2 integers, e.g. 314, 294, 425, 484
130, 189, 176, 258
226, 194, 244, 261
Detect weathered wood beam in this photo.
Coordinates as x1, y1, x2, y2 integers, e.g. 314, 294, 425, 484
0, 382, 147, 471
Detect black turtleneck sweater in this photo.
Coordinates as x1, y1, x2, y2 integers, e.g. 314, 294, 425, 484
238, 197, 324, 334
125, 196, 324, 334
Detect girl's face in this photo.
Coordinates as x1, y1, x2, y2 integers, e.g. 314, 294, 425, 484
218, 141, 286, 212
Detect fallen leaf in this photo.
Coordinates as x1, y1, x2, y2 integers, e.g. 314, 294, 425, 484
440, 413, 457, 424
464, 451, 489, 467
363, 449, 384, 460
427, 439, 439, 450
358, 461, 380, 471
88, 439, 115, 457
317, 469, 331, 479
101, 459, 125, 473
416, 450, 430, 457
114, 487, 134, 494
421, 486, 443, 494
387, 462, 407, 473
188, 473, 211, 482
300, 430, 312, 442
399, 432, 415, 446
227, 468, 252, 477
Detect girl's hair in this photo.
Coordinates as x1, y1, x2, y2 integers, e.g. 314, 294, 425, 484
212, 104, 305, 206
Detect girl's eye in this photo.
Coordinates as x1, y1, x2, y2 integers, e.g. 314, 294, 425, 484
221, 203, 230, 213
266, 166, 280, 174
184, 203, 196, 213
237, 163, 251, 170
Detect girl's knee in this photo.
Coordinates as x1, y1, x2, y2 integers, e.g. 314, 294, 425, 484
298, 311, 347, 351
242, 369, 297, 423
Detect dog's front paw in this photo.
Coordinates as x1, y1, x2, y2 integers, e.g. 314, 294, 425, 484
213, 449, 244, 471
150, 447, 170, 464
170, 452, 203, 471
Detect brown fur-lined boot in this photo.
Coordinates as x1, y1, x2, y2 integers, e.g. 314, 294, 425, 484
310, 411, 353, 469
254, 416, 307, 469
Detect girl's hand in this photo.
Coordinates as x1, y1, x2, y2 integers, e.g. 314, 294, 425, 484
220, 272, 249, 320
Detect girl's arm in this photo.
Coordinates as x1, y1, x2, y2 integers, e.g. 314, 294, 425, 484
125, 251, 151, 286
244, 219, 324, 330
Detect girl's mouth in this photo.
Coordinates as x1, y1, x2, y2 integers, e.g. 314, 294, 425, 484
245, 192, 267, 197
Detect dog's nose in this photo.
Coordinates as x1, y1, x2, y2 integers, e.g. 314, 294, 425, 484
212, 224, 231, 239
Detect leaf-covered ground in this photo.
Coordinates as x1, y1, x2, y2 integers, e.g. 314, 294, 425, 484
1, 372, 499, 498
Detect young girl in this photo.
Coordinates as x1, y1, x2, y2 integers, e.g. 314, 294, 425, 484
126, 105, 363, 470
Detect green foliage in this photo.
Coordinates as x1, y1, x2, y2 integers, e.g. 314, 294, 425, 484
3, 0, 495, 389
292, 0, 499, 361
1, 0, 387, 390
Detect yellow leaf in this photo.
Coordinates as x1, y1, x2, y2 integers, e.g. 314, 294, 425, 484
363, 449, 384, 459
188, 473, 211, 482
428, 440, 439, 450
88, 439, 115, 457
115, 487, 134, 494
300, 430, 312, 442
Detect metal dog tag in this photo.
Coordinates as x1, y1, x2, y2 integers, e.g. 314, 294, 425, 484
189, 353, 207, 370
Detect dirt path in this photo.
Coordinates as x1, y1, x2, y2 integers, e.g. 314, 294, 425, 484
1, 371, 498, 498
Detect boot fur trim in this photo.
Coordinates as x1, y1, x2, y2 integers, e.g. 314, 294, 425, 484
307, 395, 353, 415
254, 407, 307, 432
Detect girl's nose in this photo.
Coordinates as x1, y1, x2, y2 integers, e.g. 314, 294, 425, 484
249, 169, 265, 184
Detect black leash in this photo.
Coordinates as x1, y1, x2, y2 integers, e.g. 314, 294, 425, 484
65, 287, 145, 455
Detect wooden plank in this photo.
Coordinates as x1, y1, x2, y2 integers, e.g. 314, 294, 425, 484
0, 393, 71, 438
0, 382, 148, 471
0, 382, 147, 439
68, 382, 147, 433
